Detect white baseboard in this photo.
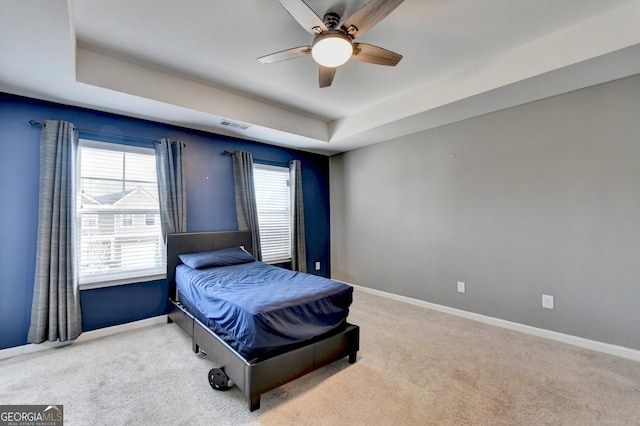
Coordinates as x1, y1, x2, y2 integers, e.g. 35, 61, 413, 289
0, 315, 168, 361
5, 289, 639, 363
351, 284, 640, 362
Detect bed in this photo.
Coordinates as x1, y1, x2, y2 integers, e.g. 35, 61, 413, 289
166, 231, 360, 411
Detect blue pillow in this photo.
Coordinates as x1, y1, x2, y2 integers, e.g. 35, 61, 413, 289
179, 246, 255, 269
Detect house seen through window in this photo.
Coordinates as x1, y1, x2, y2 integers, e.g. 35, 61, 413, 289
253, 164, 292, 264
78, 139, 164, 285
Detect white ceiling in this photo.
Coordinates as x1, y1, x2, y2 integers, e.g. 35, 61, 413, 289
2, 0, 640, 155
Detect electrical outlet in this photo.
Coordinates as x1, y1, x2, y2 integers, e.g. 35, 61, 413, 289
315, 261, 321, 271
457, 281, 465, 293
542, 294, 554, 309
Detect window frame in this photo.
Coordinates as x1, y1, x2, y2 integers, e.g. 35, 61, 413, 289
253, 163, 292, 264
77, 139, 165, 289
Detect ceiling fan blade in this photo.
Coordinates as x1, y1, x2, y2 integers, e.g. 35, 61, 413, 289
277, 0, 328, 34
258, 46, 311, 64
319, 66, 336, 88
341, 0, 404, 39
352, 43, 402, 66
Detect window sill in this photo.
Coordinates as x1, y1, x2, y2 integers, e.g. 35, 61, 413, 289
80, 273, 166, 290
263, 258, 292, 265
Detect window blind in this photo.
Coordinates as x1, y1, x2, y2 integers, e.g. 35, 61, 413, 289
253, 164, 292, 263
78, 140, 165, 283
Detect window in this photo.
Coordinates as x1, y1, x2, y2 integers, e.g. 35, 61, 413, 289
253, 164, 291, 263
78, 139, 165, 285
122, 214, 133, 227
82, 214, 98, 229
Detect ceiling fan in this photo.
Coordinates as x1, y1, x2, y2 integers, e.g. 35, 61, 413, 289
258, 0, 404, 88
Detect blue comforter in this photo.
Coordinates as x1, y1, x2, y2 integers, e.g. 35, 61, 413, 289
176, 261, 353, 359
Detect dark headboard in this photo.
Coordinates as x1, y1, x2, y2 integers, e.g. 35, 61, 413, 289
166, 231, 253, 300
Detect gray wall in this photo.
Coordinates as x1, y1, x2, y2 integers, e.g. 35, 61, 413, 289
330, 73, 640, 351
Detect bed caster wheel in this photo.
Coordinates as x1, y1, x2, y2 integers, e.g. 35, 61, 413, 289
208, 368, 232, 391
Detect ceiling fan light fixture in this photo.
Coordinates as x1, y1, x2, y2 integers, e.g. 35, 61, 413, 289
311, 31, 353, 68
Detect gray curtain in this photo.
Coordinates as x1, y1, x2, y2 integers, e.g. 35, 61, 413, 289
231, 151, 262, 260
155, 139, 187, 240
28, 120, 82, 344
290, 160, 307, 272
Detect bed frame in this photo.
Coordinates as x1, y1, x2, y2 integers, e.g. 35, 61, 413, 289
166, 231, 360, 411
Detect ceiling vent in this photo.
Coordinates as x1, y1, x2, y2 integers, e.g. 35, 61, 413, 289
220, 120, 251, 130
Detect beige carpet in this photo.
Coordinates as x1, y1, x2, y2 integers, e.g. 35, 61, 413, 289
1, 289, 639, 425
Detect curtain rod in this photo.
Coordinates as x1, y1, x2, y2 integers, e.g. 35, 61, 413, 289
29, 119, 160, 144
222, 150, 270, 162
223, 150, 293, 167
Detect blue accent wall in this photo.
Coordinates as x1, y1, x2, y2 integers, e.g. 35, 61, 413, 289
0, 93, 331, 350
